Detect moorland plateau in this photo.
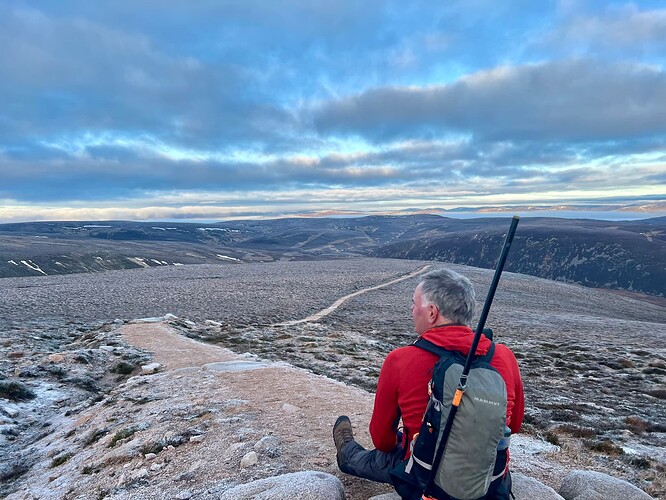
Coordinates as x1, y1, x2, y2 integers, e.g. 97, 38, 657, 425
0, 257, 664, 498
1, 215, 665, 497
1, 215, 664, 297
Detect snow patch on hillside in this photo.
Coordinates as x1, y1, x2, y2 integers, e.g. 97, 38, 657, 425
21, 260, 47, 275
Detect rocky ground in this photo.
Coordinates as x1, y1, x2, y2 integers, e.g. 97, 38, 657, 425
0, 321, 394, 500
1, 258, 665, 498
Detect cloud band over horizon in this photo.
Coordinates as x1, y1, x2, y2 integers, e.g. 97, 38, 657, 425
0, 1, 664, 222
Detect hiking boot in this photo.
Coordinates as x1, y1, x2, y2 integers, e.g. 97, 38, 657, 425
333, 415, 355, 467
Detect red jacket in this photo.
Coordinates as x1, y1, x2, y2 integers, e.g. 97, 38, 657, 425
369, 325, 524, 454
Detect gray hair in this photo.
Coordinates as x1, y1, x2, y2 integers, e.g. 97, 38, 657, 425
419, 269, 476, 326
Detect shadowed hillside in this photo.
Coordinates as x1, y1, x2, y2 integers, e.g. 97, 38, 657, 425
372, 218, 666, 296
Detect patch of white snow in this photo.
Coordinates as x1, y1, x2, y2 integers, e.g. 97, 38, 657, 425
621, 437, 666, 462
21, 260, 47, 275
126, 257, 150, 268
131, 313, 179, 323
203, 361, 270, 372
216, 254, 241, 262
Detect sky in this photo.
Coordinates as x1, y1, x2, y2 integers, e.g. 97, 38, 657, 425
0, 0, 665, 223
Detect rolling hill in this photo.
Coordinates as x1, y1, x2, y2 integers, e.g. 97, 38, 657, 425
0, 215, 663, 296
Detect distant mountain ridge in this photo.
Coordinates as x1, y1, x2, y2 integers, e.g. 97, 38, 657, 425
0, 215, 664, 296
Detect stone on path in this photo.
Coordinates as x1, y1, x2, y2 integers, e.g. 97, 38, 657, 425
223, 442, 247, 462
559, 470, 653, 500
253, 435, 281, 457
512, 472, 564, 500
280, 402, 300, 413
140, 362, 161, 375
367, 494, 401, 500
132, 468, 149, 480
239, 451, 258, 468
217, 471, 345, 500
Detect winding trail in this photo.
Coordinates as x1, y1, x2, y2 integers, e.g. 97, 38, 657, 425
273, 265, 431, 327
121, 265, 429, 371
109, 265, 434, 499
122, 265, 431, 370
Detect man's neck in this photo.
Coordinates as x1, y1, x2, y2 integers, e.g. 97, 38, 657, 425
431, 321, 465, 329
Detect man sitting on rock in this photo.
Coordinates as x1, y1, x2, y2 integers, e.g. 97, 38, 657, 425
333, 268, 524, 499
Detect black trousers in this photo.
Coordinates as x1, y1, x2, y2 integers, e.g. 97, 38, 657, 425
338, 439, 513, 499
338, 439, 405, 484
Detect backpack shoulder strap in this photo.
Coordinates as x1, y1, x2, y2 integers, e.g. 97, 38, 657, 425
414, 338, 496, 362
413, 338, 452, 358
479, 342, 496, 363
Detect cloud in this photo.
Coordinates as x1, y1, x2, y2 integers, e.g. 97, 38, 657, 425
0, 136, 581, 203
0, 2, 664, 222
0, 147, 406, 203
0, 1, 557, 155
0, 6, 295, 150
2, 175, 663, 224
2, 137, 662, 211
541, 5, 666, 57
312, 59, 666, 143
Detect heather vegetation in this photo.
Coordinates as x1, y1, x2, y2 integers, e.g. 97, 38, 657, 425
0, 259, 663, 498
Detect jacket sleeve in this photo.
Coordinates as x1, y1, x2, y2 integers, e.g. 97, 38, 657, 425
508, 355, 524, 435
494, 344, 525, 435
369, 350, 401, 452
503, 347, 524, 435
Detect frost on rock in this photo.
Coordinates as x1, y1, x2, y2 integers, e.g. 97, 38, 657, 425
217, 471, 345, 500
559, 470, 654, 500
131, 313, 179, 323
512, 473, 564, 500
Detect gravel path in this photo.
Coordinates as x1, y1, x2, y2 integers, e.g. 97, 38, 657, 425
275, 265, 431, 326
121, 323, 239, 369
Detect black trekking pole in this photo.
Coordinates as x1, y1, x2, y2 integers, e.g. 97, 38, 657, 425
422, 215, 520, 500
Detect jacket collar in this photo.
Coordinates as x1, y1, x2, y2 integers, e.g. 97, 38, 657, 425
419, 324, 491, 356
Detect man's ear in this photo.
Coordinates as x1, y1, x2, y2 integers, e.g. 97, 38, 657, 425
429, 304, 438, 322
